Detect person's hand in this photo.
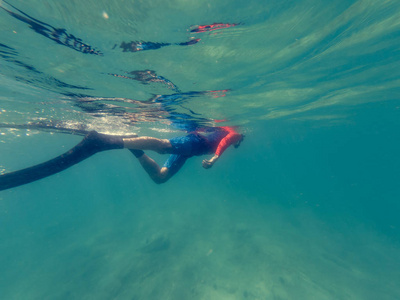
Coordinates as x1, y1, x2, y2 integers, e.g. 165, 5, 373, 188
202, 155, 219, 169
202, 159, 214, 169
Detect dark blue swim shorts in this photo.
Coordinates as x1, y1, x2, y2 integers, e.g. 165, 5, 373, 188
162, 133, 211, 176
169, 133, 211, 156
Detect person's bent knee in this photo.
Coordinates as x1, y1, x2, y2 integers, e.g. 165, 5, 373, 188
151, 167, 171, 184
152, 175, 169, 184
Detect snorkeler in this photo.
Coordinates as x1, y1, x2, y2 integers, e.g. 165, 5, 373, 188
123, 126, 243, 183
0, 127, 244, 191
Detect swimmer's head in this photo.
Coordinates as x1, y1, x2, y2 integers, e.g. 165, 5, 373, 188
234, 134, 245, 148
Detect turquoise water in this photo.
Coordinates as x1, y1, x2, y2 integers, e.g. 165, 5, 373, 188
1, 0, 400, 299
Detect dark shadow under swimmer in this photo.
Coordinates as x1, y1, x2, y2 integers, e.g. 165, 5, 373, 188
0, 128, 244, 191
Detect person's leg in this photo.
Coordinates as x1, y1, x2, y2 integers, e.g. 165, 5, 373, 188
129, 150, 187, 184
136, 154, 171, 184
123, 137, 173, 154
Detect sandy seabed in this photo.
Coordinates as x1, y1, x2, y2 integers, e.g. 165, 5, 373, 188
1, 185, 399, 300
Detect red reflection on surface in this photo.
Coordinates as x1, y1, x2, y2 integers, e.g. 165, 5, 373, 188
207, 89, 230, 98
190, 23, 240, 33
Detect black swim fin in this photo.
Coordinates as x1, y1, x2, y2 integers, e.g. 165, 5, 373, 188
0, 131, 124, 191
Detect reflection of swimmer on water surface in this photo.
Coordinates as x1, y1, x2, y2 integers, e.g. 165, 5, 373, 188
0, 0, 102, 55
119, 39, 200, 52
1, 0, 240, 56
73, 87, 229, 131
109, 70, 181, 92
1, 0, 241, 56
118, 22, 241, 52
190, 23, 241, 33
105, 69, 230, 129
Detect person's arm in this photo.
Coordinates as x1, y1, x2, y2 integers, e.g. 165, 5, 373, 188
202, 130, 242, 169
202, 154, 219, 169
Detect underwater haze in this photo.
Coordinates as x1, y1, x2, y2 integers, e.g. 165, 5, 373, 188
1, 0, 400, 299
